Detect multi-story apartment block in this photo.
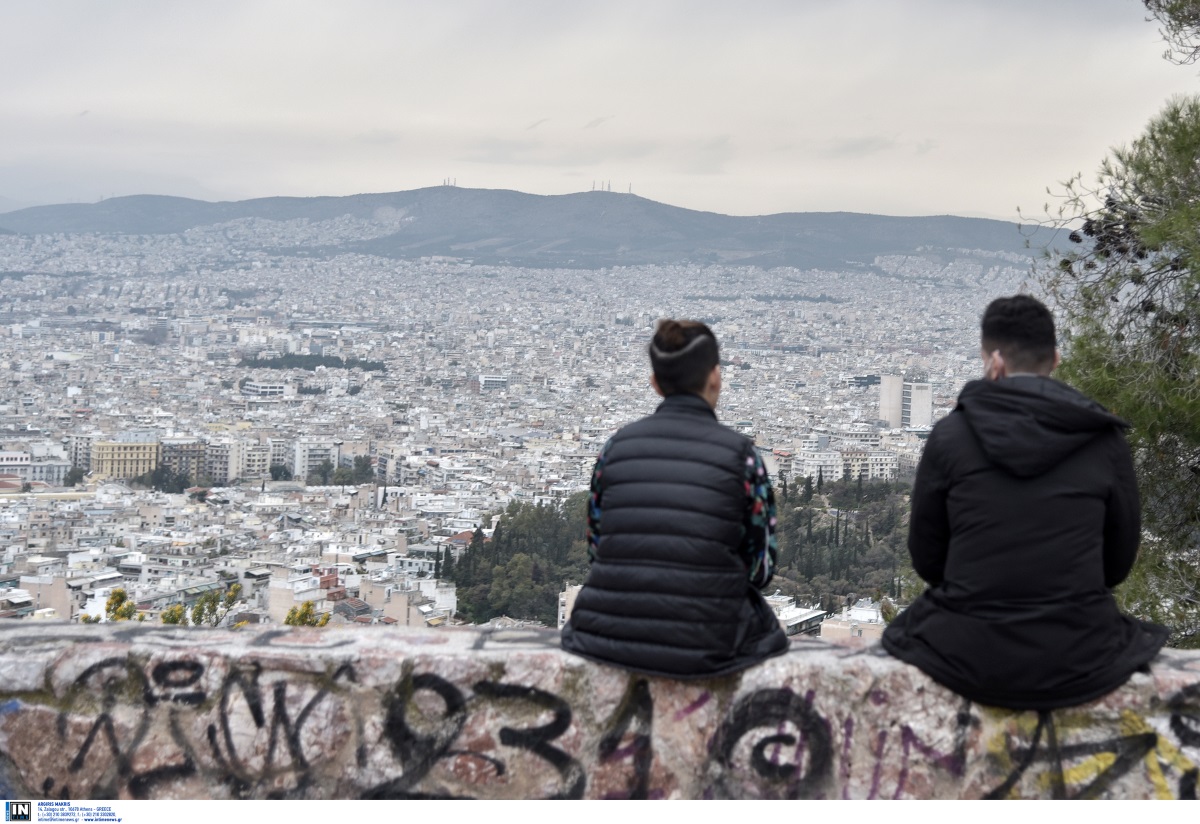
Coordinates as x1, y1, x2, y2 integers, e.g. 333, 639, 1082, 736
866, 451, 899, 481
374, 442, 407, 483
66, 432, 98, 472
0, 452, 31, 480
29, 450, 71, 485
161, 437, 206, 481
841, 449, 871, 481
880, 374, 903, 427
831, 427, 883, 450
902, 382, 933, 429
880, 375, 933, 429
243, 444, 271, 480
205, 439, 246, 485
795, 450, 844, 483
91, 434, 161, 482
240, 380, 292, 397
268, 438, 291, 472
293, 438, 340, 480
842, 449, 900, 482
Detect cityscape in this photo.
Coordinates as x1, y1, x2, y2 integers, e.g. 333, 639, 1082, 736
0, 193, 1030, 631
1, 1, 1196, 802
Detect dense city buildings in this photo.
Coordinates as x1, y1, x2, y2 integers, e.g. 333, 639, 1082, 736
0, 214, 1028, 625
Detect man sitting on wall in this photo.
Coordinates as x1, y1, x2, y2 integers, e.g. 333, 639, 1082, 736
561, 319, 789, 678
882, 295, 1167, 709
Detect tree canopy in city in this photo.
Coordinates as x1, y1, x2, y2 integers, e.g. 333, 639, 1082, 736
771, 478, 914, 612
449, 495, 590, 625
238, 354, 385, 372
82, 588, 146, 623
133, 463, 192, 494
449, 481, 914, 625
285, 600, 331, 626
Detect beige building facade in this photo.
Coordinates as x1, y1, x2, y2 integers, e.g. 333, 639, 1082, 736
90, 440, 161, 482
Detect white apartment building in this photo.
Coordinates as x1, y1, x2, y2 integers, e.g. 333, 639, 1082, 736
243, 444, 271, 480
67, 432, 98, 472
865, 451, 899, 481
842, 449, 900, 482
240, 380, 294, 397
0, 452, 31, 480
831, 427, 883, 450
205, 439, 246, 485
268, 438, 291, 470
293, 438, 341, 479
880, 375, 933, 429
795, 450, 843, 483
880, 374, 903, 427
902, 382, 933, 429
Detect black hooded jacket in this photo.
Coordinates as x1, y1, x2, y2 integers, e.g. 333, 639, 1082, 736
881, 376, 1168, 710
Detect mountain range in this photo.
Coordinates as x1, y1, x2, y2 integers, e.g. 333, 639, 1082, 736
0, 187, 1062, 269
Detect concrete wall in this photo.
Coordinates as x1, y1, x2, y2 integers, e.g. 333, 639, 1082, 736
0, 624, 1198, 800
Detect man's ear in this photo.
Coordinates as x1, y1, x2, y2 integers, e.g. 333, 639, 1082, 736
988, 349, 1007, 380
650, 373, 665, 398
1051, 349, 1061, 373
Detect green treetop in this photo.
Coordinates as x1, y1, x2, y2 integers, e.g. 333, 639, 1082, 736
284, 600, 331, 627
1040, 92, 1200, 644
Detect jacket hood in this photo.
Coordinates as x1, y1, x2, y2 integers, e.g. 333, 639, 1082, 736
955, 376, 1128, 478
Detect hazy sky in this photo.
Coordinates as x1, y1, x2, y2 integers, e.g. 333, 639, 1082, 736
2, 0, 1196, 218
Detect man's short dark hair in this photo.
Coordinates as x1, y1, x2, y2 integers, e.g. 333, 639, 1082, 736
981, 295, 1057, 374
649, 319, 719, 395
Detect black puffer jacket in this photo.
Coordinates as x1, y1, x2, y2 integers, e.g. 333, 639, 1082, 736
882, 376, 1168, 709
561, 393, 788, 679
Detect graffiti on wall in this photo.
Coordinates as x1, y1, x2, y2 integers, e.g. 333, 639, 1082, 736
2, 637, 1199, 800
981, 691, 1200, 800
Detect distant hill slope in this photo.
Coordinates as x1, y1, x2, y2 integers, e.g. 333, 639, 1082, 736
0, 195, 33, 215
0, 187, 1060, 269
